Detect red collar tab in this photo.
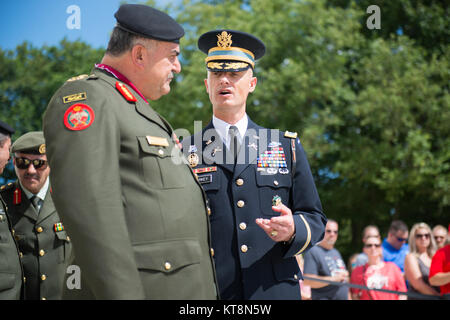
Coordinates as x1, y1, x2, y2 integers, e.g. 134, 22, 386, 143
13, 187, 21, 205
115, 82, 137, 102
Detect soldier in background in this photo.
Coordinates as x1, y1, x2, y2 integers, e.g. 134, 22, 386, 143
43, 4, 218, 299
1, 131, 71, 300
0, 120, 23, 299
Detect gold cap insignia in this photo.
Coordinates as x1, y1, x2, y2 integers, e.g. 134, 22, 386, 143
217, 31, 232, 48
39, 144, 46, 154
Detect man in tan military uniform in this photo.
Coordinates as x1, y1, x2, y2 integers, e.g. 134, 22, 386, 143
1, 131, 72, 300
0, 120, 23, 299
43, 4, 218, 299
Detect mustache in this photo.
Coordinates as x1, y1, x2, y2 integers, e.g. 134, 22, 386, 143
24, 173, 40, 180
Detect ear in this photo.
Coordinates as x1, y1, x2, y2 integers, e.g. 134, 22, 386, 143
204, 78, 209, 93
131, 44, 147, 68
248, 76, 257, 93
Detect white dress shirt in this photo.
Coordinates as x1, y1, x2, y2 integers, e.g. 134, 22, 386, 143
212, 114, 248, 150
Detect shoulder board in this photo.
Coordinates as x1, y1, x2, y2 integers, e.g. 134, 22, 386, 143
66, 74, 89, 82
284, 131, 298, 139
0, 182, 14, 192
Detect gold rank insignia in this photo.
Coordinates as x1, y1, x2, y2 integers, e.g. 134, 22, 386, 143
63, 92, 87, 104
66, 74, 88, 82
284, 131, 298, 139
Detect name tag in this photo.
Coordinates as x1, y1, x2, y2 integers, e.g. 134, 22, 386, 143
146, 136, 169, 147
198, 174, 212, 184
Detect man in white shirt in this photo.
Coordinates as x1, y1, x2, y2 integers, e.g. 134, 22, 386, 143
182, 29, 327, 299
0, 131, 71, 300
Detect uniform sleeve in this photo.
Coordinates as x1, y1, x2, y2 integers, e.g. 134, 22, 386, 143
284, 138, 327, 257
43, 80, 145, 299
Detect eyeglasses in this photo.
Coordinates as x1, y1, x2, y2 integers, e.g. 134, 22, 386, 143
326, 230, 338, 234
364, 244, 381, 248
434, 236, 445, 241
415, 233, 430, 239
396, 237, 408, 242
15, 157, 48, 170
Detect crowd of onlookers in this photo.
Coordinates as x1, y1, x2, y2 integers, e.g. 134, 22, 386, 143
296, 219, 450, 300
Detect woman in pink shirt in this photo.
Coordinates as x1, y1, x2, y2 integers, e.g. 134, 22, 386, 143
351, 236, 407, 300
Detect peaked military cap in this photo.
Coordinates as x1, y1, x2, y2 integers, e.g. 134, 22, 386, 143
114, 4, 184, 43
0, 120, 14, 136
11, 131, 46, 155
198, 29, 266, 72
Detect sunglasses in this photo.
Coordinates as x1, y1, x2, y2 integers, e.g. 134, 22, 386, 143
15, 157, 48, 170
364, 244, 381, 248
415, 233, 430, 239
434, 236, 445, 241
396, 237, 408, 242
326, 230, 338, 234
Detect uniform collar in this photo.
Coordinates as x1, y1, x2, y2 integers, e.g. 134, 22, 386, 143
212, 114, 248, 149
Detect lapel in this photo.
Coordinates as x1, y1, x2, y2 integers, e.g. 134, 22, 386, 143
93, 68, 170, 134
36, 187, 56, 224
201, 121, 235, 173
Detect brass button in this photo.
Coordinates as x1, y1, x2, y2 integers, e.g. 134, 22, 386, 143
39, 249, 45, 257
210, 248, 215, 257
41, 297, 46, 301
164, 262, 172, 271
36, 226, 43, 233
273, 180, 279, 186
236, 178, 244, 186
241, 245, 248, 253
294, 274, 298, 280
239, 222, 247, 230
23, 277, 26, 283
237, 200, 245, 208
158, 149, 164, 156
0, 215, 3, 221
19, 252, 23, 258
207, 207, 212, 216
41, 274, 47, 281
66, 236, 71, 241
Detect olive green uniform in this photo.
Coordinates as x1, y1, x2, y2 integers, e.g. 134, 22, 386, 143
43, 68, 218, 299
1, 181, 71, 300
0, 192, 23, 299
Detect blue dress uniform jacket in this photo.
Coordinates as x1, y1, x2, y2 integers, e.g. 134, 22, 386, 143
182, 119, 326, 300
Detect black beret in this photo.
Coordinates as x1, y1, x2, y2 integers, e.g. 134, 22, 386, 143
115, 4, 184, 43
0, 120, 14, 136
198, 29, 265, 72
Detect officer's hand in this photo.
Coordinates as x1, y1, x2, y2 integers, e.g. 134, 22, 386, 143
255, 203, 295, 242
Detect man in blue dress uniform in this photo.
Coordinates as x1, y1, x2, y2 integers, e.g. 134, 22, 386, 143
182, 29, 327, 300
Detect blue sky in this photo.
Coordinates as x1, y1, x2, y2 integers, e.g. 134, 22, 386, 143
0, 0, 153, 51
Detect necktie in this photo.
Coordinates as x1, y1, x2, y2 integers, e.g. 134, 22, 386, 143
229, 125, 240, 163
31, 196, 40, 213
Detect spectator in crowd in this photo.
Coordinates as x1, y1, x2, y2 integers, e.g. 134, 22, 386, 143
303, 220, 350, 300
354, 225, 381, 268
432, 225, 448, 250
404, 223, 440, 299
348, 253, 359, 274
382, 220, 409, 273
429, 226, 450, 298
351, 235, 407, 300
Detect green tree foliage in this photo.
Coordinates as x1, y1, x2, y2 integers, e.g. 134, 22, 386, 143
0, 0, 448, 259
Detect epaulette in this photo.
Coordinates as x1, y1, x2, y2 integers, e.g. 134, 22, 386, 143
66, 74, 89, 82
0, 182, 14, 192
284, 131, 298, 139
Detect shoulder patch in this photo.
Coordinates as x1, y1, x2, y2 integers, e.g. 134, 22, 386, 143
115, 82, 137, 102
284, 131, 298, 139
63, 103, 95, 131
66, 74, 89, 82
